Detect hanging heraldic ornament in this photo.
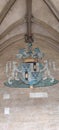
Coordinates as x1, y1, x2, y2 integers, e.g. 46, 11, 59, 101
4, 43, 59, 88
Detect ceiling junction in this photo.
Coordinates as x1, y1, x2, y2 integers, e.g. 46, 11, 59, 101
0, 0, 59, 54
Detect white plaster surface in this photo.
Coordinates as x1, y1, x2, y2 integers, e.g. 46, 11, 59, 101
3, 94, 10, 100
4, 107, 10, 115
30, 92, 48, 98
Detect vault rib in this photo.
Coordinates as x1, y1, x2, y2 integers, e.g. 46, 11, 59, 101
32, 17, 59, 42
0, 0, 16, 24
0, 17, 26, 39
43, 0, 59, 21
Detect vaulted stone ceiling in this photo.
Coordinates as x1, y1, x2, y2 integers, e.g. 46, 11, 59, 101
0, 0, 59, 53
